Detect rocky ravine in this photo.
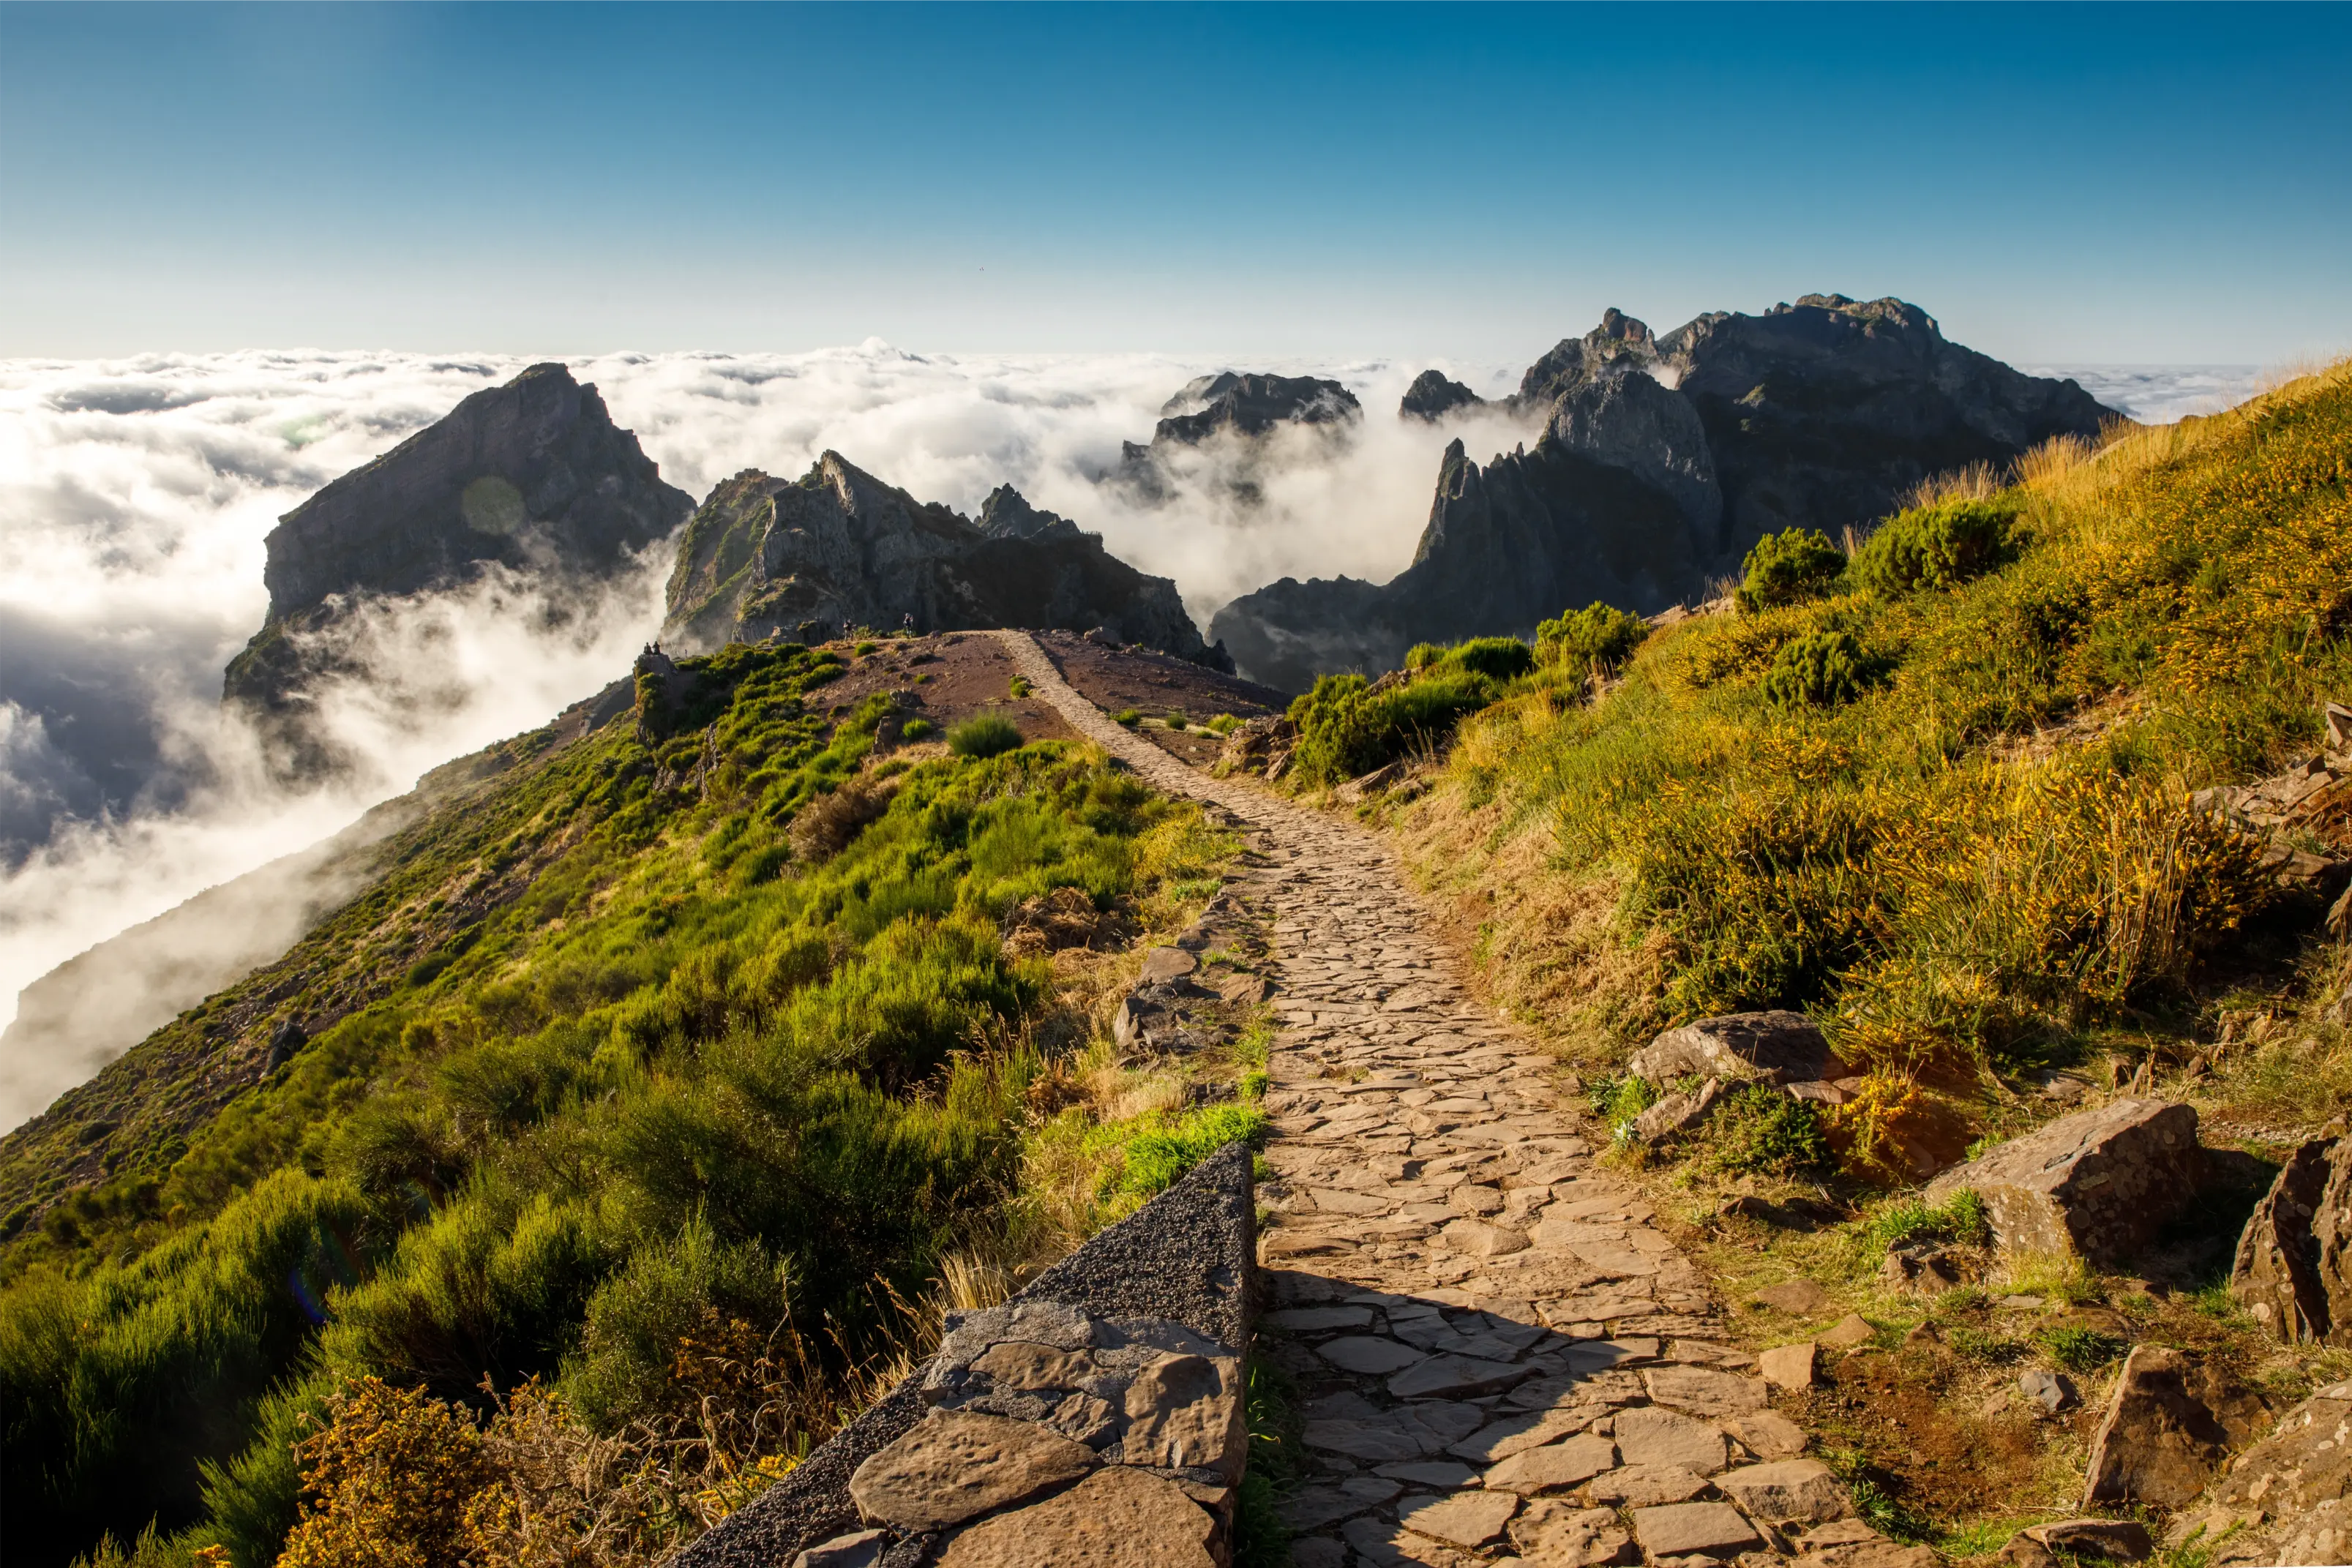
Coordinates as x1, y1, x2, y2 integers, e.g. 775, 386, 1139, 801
997, 630, 1927, 1568
1213, 296, 2117, 691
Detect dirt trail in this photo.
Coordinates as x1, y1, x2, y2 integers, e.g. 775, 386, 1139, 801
995, 630, 1910, 1568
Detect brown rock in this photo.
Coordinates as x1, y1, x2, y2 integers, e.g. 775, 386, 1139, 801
1752, 1278, 1832, 1316
2015, 1518, 2154, 1561
1820, 1314, 1875, 1348
1510, 1499, 1641, 1566
1759, 1341, 1821, 1391
1122, 1353, 1244, 1478
792, 1529, 888, 1568
1341, 1514, 1480, 1567
2193, 1377, 2352, 1564
1629, 1501, 1766, 1560
1387, 1353, 1530, 1400
2081, 1345, 2235, 1508
1440, 1218, 1530, 1256
1280, 1475, 1404, 1532
850, 1408, 1096, 1531
1138, 945, 1197, 983
1611, 1407, 1731, 1474
1631, 1011, 1850, 1086
1482, 1433, 1619, 1494
936, 1464, 1216, 1567
1922, 1098, 2206, 1264
1714, 1459, 1854, 1526
2231, 1133, 2344, 1343
1319, 1335, 1427, 1375
1397, 1488, 1522, 1548
1448, 1408, 1590, 1463
1631, 1078, 1723, 1146
1879, 1245, 1969, 1295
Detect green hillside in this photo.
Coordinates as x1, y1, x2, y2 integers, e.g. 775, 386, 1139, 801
1, 640, 1249, 1567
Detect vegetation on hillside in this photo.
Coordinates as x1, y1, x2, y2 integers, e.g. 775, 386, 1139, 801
1, 641, 1250, 1567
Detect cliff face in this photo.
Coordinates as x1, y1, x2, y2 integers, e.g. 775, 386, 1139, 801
1210, 295, 2118, 691
222, 363, 692, 746
662, 454, 1226, 667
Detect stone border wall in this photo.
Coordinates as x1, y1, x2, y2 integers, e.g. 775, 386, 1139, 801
670, 1141, 1256, 1568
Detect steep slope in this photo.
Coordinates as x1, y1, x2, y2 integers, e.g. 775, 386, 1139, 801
659, 452, 1226, 667
1212, 295, 2116, 690
0, 632, 1252, 1567
222, 363, 692, 762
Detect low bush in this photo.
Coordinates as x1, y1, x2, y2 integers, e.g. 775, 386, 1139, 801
1112, 708, 1140, 727
1008, 675, 1033, 699
1853, 498, 2018, 596
1735, 528, 1847, 612
900, 719, 935, 740
947, 715, 1023, 758
1537, 601, 1649, 675
1704, 1088, 1833, 1177
1760, 629, 1870, 708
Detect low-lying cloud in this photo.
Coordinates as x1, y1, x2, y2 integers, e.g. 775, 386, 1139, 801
0, 345, 2256, 1130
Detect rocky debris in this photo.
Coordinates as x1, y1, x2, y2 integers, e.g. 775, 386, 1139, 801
1210, 296, 2115, 690
1630, 1077, 1724, 1146
1997, 1518, 2154, 1567
1216, 713, 1297, 775
1105, 900, 1270, 1059
2175, 1378, 2352, 1567
2081, 1345, 2255, 1508
1922, 1098, 2206, 1264
791, 1529, 888, 1568
661, 457, 1224, 668
222, 362, 693, 750
1878, 1243, 1973, 1295
1400, 370, 1486, 421
2192, 726, 2352, 897
1632, 1013, 1851, 1089
2231, 1129, 2352, 1343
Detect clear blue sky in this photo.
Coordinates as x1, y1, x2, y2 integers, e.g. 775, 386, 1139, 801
2, 2, 2345, 364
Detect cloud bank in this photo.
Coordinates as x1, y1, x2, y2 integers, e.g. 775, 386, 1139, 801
0, 345, 2257, 1130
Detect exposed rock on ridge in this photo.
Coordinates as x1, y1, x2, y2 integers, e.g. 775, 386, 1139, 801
1110, 372, 1362, 506
662, 454, 1227, 667
1211, 295, 2116, 691
1399, 370, 1485, 421
222, 363, 692, 749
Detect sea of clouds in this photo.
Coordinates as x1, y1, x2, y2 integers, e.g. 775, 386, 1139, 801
0, 345, 2260, 1128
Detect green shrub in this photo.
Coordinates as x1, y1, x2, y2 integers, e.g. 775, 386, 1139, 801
1853, 498, 2018, 596
853, 640, 877, 655
1112, 708, 1141, 727
1761, 629, 1869, 708
948, 715, 1023, 758
1207, 713, 1241, 736
1444, 637, 1537, 681
1287, 668, 1500, 787
1008, 675, 1033, 699
900, 719, 935, 740
1404, 643, 1446, 671
1537, 601, 1649, 674
1164, 710, 1187, 731
1585, 1073, 1660, 1141
1858, 1188, 1990, 1255
1705, 1088, 1833, 1177
1736, 528, 1847, 612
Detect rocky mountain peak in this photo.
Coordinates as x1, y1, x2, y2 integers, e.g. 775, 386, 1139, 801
1151, 372, 1360, 446
1513, 307, 1666, 410
1398, 370, 1485, 421
978, 484, 1082, 541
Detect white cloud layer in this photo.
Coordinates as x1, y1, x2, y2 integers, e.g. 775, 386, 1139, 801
0, 345, 2261, 1130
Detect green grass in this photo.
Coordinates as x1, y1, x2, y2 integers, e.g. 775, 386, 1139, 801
948, 714, 1024, 758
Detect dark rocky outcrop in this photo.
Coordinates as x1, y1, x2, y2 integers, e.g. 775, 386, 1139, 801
2231, 1130, 2352, 1344
222, 363, 692, 739
662, 454, 1226, 668
1400, 370, 1485, 421
1109, 372, 1362, 506
1210, 296, 2116, 691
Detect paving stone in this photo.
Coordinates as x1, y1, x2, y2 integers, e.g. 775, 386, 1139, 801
1375, 1458, 1483, 1487
1724, 1410, 1810, 1460
1629, 1501, 1767, 1560
970, 1341, 1096, 1391
848, 1409, 1096, 1531
1266, 1305, 1375, 1332
1304, 1416, 1426, 1463
791, 1528, 888, 1568
1647, 1364, 1770, 1416
1319, 1335, 1428, 1375
1611, 1406, 1732, 1474
1343, 1514, 1482, 1568
935, 1464, 1216, 1567
1586, 1463, 1714, 1507
1278, 1474, 1402, 1531
1440, 1218, 1530, 1256
1508, 1499, 1641, 1567
1715, 1458, 1854, 1525
1481, 1433, 1619, 1495
1289, 1538, 1347, 1568
1121, 1354, 1242, 1477
1449, 1408, 1592, 1463
1396, 1488, 1523, 1548
1387, 1353, 1532, 1400
1760, 1340, 1821, 1390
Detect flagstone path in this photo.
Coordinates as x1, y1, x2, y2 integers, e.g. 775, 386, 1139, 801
992, 631, 1928, 1568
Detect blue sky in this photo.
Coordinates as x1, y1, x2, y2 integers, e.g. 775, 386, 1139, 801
2, 2, 2346, 364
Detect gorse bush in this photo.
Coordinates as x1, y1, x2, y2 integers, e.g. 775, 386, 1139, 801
1852, 497, 2018, 596
0, 639, 1236, 1567
1735, 527, 1847, 612
947, 714, 1023, 758
1536, 601, 1649, 674
1285, 639, 1540, 788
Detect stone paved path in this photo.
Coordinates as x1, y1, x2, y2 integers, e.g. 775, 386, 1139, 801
994, 631, 1925, 1568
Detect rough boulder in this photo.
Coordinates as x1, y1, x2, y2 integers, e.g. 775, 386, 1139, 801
1924, 1098, 2205, 1265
